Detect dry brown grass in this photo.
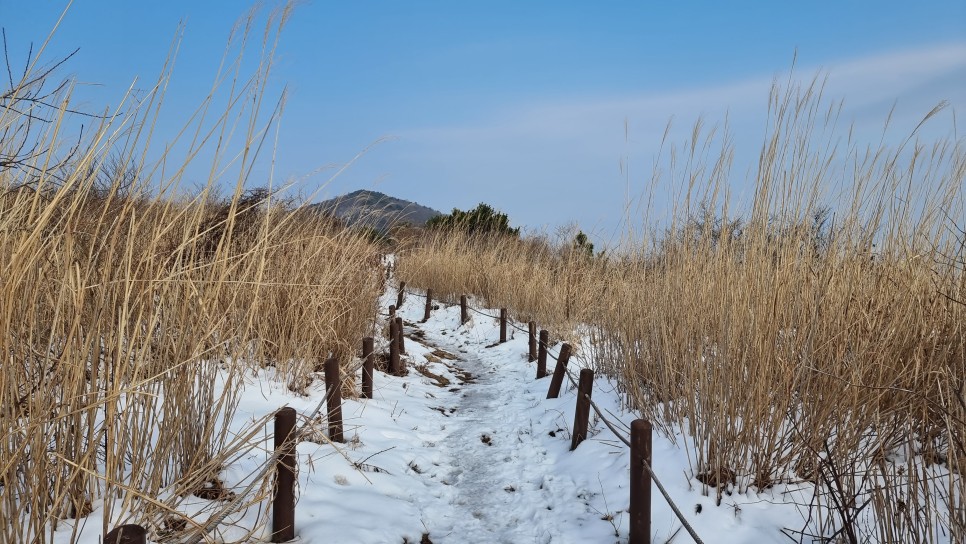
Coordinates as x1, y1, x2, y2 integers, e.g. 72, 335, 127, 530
397, 79, 965, 541
396, 230, 609, 336
0, 4, 382, 542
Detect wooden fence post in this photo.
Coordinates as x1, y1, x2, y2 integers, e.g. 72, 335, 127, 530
104, 524, 146, 544
528, 322, 537, 362
499, 308, 507, 343
361, 337, 374, 399
395, 316, 406, 355
272, 407, 297, 543
570, 368, 594, 451
389, 319, 400, 375
397, 281, 406, 308
460, 295, 468, 324
324, 358, 345, 443
629, 419, 652, 544
546, 343, 572, 399
536, 330, 549, 379
423, 289, 433, 322
388, 304, 396, 320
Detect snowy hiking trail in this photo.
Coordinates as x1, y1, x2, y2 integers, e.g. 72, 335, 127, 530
52, 289, 846, 543
401, 319, 613, 543
282, 294, 638, 544
216, 292, 818, 544
279, 292, 829, 544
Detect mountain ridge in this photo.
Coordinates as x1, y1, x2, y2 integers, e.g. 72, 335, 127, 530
311, 189, 442, 232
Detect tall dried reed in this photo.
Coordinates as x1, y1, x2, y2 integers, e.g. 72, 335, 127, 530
1, 4, 382, 542
396, 230, 609, 336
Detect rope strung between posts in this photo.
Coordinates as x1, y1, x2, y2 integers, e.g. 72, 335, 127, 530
400, 287, 537, 338
641, 449, 706, 544
564, 357, 706, 544
399, 284, 706, 544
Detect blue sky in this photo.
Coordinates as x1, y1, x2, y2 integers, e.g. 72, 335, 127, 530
3, 1, 965, 242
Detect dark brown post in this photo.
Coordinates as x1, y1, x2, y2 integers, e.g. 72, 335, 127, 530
630, 419, 652, 544
536, 329, 549, 379
104, 525, 146, 544
546, 343, 572, 399
528, 322, 537, 362
395, 330, 407, 374
388, 304, 396, 319
397, 281, 406, 308
272, 407, 297, 542
389, 319, 400, 375
395, 316, 406, 355
499, 308, 507, 343
460, 295, 468, 324
423, 289, 433, 322
361, 337, 374, 399
570, 369, 594, 451
324, 358, 345, 443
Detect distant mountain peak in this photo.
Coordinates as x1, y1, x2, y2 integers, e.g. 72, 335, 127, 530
311, 189, 442, 232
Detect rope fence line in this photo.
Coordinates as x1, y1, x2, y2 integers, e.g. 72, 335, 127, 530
561, 361, 706, 544
396, 285, 706, 544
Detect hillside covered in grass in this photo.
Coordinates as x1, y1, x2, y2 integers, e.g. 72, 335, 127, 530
3, 2, 964, 543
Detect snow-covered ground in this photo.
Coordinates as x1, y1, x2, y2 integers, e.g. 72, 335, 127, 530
54, 285, 874, 543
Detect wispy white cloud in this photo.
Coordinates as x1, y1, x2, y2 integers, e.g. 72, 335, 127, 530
381, 43, 966, 239
824, 42, 966, 102
403, 42, 966, 146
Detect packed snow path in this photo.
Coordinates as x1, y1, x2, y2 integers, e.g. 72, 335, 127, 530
402, 323, 611, 543
288, 295, 635, 543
